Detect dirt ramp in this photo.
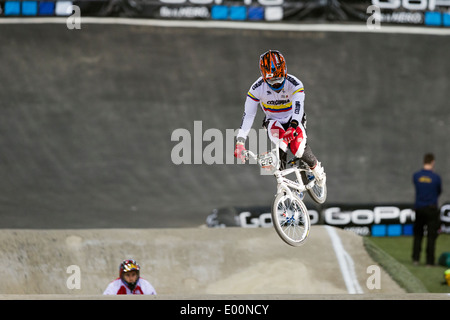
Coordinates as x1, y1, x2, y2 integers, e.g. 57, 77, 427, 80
0, 226, 403, 295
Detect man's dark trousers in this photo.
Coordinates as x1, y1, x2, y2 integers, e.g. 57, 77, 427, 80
412, 206, 440, 265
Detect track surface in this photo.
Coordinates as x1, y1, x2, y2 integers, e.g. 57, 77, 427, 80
0, 226, 406, 295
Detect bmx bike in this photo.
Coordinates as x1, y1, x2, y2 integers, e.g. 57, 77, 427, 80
244, 145, 326, 247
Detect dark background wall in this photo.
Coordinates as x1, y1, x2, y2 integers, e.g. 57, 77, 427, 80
0, 23, 448, 228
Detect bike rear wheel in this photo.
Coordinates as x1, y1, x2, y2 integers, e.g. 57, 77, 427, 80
271, 192, 311, 246
301, 171, 327, 204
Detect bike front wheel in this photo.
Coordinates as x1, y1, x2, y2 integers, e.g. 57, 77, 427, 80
271, 192, 311, 247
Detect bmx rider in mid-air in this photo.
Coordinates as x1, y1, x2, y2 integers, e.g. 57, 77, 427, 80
234, 50, 326, 186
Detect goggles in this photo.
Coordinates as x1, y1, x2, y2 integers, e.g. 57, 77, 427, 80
123, 263, 139, 272
266, 76, 285, 86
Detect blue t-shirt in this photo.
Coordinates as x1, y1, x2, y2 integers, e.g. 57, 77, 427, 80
413, 169, 442, 209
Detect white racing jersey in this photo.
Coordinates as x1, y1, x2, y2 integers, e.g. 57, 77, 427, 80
103, 277, 157, 295
237, 74, 306, 140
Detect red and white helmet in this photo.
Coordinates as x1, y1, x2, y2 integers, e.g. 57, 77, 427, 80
119, 259, 141, 290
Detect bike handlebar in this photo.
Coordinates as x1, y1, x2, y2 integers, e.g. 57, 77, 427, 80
242, 150, 258, 161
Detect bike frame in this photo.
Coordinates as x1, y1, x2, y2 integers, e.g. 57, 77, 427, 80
245, 145, 316, 200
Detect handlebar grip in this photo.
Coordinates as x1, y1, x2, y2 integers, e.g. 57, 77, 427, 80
243, 150, 257, 161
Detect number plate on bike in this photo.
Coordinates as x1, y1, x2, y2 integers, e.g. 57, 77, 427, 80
259, 152, 278, 171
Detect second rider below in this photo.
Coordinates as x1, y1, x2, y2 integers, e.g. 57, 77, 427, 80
234, 50, 326, 186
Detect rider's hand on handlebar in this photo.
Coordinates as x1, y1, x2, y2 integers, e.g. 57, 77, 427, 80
234, 142, 246, 164
282, 127, 299, 143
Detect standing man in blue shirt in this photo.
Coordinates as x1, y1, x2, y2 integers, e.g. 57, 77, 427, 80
412, 153, 442, 266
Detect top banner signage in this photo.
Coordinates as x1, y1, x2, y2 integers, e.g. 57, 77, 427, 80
334, 0, 450, 26
149, 0, 321, 21
157, 0, 284, 4
2, 0, 449, 26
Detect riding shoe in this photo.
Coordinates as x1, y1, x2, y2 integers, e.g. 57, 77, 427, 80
311, 162, 326, 187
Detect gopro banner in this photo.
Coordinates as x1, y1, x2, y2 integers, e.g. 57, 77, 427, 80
321, 204, 415, 237
441, 203, 450, 234
207, 202, 450, 236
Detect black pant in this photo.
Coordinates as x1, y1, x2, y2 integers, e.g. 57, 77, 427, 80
412, 206, 440, 265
